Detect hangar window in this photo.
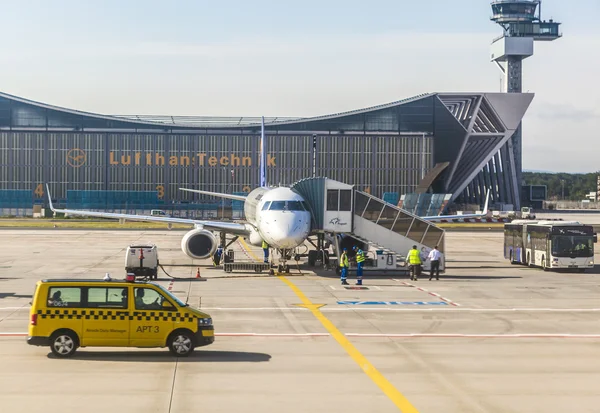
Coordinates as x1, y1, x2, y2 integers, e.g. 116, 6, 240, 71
47, 287, 81, 308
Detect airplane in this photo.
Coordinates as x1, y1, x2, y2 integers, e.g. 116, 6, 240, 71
420, 189, 491, 222
46, 117, 311, 273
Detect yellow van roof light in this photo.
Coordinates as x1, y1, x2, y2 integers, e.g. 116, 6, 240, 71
125, 273, 136, 282
103, 273, 112, 281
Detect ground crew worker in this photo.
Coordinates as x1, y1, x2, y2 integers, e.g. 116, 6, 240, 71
354, 246, 365, 285
212, 245, 223, 266
407, 245, 422, 281
340, 248, 349, 285
262, 240, 269, 263
427, 245, 441, 280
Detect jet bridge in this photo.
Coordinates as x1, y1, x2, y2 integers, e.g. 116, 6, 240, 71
291, 177, 445, 273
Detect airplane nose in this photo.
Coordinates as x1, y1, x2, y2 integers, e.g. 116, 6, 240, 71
267, 214, 309, 248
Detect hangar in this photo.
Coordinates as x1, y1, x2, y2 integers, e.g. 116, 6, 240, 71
0, 91, 532, 216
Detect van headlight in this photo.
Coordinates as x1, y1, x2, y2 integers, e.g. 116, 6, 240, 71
589, 260, 594, 265
198, 318, 212, 326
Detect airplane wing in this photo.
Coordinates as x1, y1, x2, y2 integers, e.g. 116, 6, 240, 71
46, 185, 250, 235
421, 189, 490, 222
179, 188, 247, 201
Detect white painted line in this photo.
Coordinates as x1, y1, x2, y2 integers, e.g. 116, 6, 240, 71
4, 332, 600, 339
344, 333, 600, 339
400, 281, 461, 306
3, 306, 600, 312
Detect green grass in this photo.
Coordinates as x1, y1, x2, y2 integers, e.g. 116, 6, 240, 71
0, 218, 192, 229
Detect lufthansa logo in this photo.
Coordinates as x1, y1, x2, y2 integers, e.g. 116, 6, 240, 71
329, 218, 347, 226
66, 148, 86, 168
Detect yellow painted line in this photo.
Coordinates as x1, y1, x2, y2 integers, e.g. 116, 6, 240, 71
238, 238, 262, 262
278, 275, 420, 412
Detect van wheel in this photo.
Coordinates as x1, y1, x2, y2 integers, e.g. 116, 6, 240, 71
168, 330, 194, 357
50, 330, 78, 358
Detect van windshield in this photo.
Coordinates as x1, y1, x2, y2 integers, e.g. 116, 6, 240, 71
154, 283, 187, 306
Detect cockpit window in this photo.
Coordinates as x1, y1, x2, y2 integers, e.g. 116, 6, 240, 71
287, 201, 305, 211
269, 201, 286, 211
261, 201, 271, 211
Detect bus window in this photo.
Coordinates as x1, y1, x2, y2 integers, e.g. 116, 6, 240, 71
551, 236, 594, 257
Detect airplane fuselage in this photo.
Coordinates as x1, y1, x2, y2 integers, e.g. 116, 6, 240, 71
244, 187, 311, 249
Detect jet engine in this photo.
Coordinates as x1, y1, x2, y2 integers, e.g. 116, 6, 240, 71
181, 229, 217, 259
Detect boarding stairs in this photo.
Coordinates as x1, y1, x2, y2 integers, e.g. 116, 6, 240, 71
291, 178, 446, 272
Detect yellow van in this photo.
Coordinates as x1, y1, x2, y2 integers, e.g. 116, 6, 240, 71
27, 278, 214, 357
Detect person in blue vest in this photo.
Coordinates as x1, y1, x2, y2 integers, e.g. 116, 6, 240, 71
339, 248, 349, 285
353, 246, 365, 285
212, 245, 223, 266
262, 240, 269, 263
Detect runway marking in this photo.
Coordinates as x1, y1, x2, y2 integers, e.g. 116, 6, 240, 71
4, 332, 600, 339
337, 301, 448, 306
397, 280, 460, 306
4, 306, 600, 312
278, 275, 420, 413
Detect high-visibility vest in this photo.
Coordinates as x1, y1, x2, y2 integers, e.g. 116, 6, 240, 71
407, 248, 421, 265
356, 251, 365, 263
339, 253, 349, 267
262, 240, 268, 249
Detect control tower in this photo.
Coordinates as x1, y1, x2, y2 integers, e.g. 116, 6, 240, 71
490, 1, 561, 208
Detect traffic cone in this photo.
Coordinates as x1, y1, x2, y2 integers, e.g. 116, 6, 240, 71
196, 268, 201, 278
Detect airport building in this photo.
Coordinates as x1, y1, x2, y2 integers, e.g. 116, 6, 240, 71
0, 91, 532, 217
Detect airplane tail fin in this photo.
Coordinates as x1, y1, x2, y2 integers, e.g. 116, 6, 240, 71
46, 184, 56, 211
482, 189, 490, 215
260, 116, 267, 187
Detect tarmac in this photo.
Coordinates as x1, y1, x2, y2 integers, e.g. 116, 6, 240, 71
1, 229, 600, 413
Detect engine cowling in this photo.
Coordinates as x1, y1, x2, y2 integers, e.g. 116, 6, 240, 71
248, 228, 263, 246
181, 229, 217, 259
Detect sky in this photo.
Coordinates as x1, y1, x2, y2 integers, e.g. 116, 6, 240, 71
0, 0, 598, 173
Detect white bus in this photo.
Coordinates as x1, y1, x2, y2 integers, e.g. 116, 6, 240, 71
504, 220, 597, 272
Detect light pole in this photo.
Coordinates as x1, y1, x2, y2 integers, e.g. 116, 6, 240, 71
561, 179, 565, 200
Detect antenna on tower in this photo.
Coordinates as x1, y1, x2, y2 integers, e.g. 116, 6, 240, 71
489, 0, 562, 209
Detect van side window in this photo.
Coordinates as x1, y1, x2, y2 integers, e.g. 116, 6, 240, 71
47, 287, 81, 308
134, 288, 174, 310
87, 287, 128, 309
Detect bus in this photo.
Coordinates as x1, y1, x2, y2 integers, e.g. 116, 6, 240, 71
504, 220, 597, 272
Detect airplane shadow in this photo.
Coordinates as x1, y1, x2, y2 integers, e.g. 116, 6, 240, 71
0, 292, 32, 299
47, 350, 271, 363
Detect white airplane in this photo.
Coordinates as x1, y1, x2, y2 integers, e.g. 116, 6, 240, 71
46, 117, 311, 272
421, 189, 490, 222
